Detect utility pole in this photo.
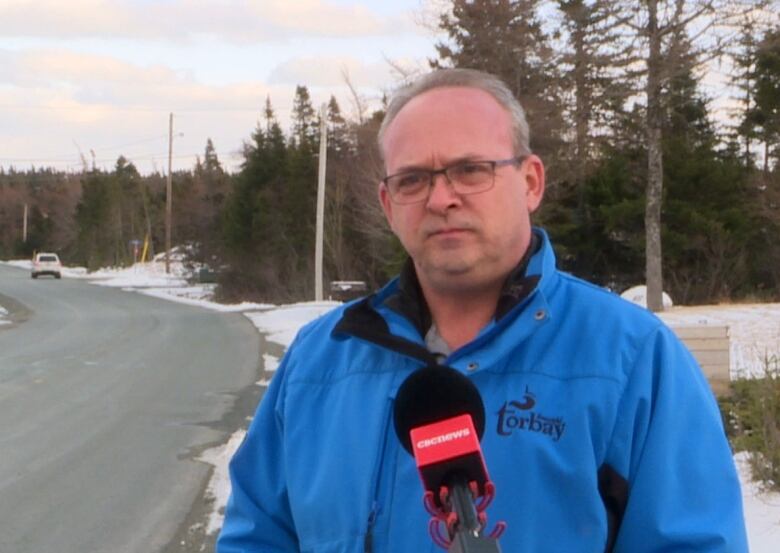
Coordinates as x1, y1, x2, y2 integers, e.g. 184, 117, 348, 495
315, 103, 328, 301
165, 112, 173, 274
22, 203, 28, 243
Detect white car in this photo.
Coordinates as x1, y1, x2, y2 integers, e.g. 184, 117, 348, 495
31, 252, 62, 279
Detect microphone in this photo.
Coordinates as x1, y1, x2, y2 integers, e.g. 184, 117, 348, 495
394, 366, 504, 552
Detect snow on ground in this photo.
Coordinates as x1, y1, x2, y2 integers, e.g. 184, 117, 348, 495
0, 258, 269, 312
244, 302, 340, 347
198, 429, 248, 536
75, 258, 189, 287
136, 286, 270, 312
621, 284, 674, 310
262, 353, 280, 374
737, 453, 780, 550
240, 304, 339, 388
622, 285, 780, 377
658, 303, 780, 377
197, 302, 339, 535
2, 259, 779, 547
2, 260, 32, 271
4, 258, 89, 278
0, 305, 9, 326
2, 258, 185, 285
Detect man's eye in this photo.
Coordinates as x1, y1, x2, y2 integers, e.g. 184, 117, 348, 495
397, 173, 427, 188
453, 162, 490, 177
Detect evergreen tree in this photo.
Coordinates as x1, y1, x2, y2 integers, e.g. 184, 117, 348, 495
75, 170, 114, 269
550, 0, 634, 274
747, 28, 780, 172
730, 13, 769, 168
291, 85, 318, 148
323, 95, 365, 281
661, 70, 755, 302
194, 138, 228, 214
221, 100, 296, 301
432, 0, 566, 170
203, 138, 221, 173
573, 66, 775, 303
115, 156, 145, 247
556, 0, 633, 181
327, 95, 350, 156
14, 205, 54, 257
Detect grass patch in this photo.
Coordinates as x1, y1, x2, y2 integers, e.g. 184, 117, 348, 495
719, 354, 780, 492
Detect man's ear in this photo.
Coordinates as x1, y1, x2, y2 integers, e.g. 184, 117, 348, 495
378, 181, 395, 228
524, 155, 546, 213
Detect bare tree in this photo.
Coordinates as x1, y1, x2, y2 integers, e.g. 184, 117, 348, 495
341, 68, 368, 126
625, 0, 754, 311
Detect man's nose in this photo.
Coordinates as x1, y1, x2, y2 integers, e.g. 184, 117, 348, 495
425, 173, 460, 212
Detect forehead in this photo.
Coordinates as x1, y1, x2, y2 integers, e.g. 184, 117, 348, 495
382, 86, 514, 167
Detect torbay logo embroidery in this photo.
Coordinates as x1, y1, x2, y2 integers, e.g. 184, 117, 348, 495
496, 387, 566, 442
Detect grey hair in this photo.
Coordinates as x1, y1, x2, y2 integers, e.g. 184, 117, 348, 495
377, 68, 531, 160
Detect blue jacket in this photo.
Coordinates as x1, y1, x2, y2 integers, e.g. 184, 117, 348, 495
218, 229, 748, 553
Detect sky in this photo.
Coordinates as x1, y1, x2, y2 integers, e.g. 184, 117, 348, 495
0, 0, 443, 174
1, 1, 773, 177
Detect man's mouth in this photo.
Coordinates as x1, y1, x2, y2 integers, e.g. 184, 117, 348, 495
427, 226, 471, 238
433, 228, 464, 235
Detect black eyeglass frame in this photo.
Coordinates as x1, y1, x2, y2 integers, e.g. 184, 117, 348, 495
382, 155, 529, 205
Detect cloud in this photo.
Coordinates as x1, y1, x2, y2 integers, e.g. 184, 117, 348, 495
0, 48, 376, 173
0, 49, 18, 83
269, 57, 389, 87
0, 2, 433, 175
243, 1, 411, 39
7, 49, 178, 87
0, 0, 417, 42
1, 49, 233, 164
0, 77, 281, 173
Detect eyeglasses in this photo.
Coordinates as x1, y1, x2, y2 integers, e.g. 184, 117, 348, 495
382, 156, 527, 205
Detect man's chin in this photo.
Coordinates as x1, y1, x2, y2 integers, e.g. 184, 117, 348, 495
422, 256, 475, 277
418, 258, 483, 287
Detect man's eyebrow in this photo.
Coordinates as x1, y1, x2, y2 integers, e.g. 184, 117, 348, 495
392, 154, 489, 173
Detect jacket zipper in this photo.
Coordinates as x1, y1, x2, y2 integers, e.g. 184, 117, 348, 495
364, 394, 395, 553
364, 500, 378, 553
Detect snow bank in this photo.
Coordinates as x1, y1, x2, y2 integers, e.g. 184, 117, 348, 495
658, 303, 780, 378
736, 453, 780, 550
198, 429, 247, 535
2, 260, 32, 270
136, 286, 270, 312
87, 261, 188, 287
244, 301, 340, 347
620, 285, 674, 309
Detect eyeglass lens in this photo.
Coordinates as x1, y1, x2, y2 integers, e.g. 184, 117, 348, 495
389, 161, 496, 203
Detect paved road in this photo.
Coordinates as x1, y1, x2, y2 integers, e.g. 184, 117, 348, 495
0, 264, 260, 553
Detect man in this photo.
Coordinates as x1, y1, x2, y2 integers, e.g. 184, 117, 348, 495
217, 69, 748, 552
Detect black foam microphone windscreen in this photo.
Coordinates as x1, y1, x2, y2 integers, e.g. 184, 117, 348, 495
393, 365, 486, 455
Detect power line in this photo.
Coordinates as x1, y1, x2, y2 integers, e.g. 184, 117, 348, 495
0, 104, 265, 113
92, 134, 171, 152
0, 151, 203, 164
0, 153, 162, 163
0, 146, 245, 166
0, 134, 171, 163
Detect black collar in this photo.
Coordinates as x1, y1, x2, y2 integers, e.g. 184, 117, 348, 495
382, 233, 542, 337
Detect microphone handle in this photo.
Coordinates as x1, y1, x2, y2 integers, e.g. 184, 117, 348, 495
448, 479, 502, 553
451, 480, 481, 534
